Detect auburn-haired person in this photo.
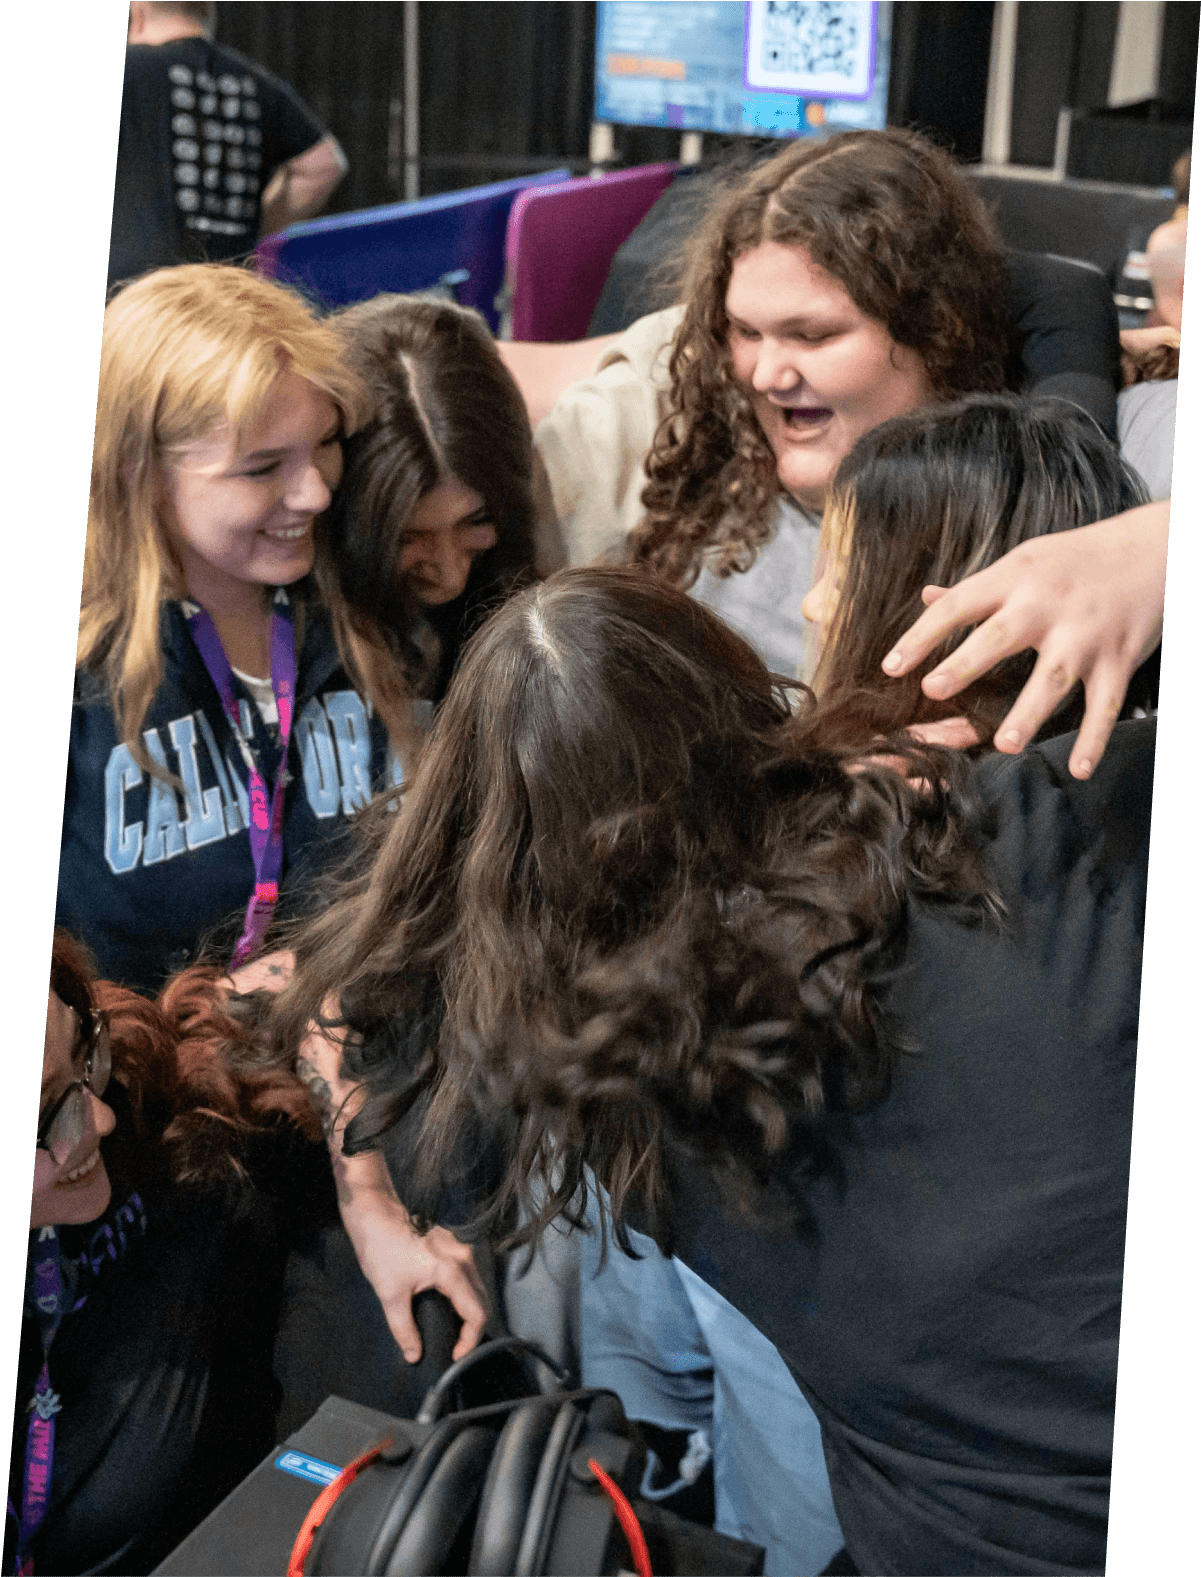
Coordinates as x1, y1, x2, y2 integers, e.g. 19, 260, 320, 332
630, 127, 1010, 588
9, 931, 311, 1576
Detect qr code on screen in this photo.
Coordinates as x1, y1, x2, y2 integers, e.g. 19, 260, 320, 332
745, 1, 876, 99
763, 2, 861, 78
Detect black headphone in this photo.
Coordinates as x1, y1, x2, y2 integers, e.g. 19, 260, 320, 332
300, 1341, 647, 1577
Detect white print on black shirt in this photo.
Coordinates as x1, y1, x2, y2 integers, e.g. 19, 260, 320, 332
103, 690, 400, 876
168, 60, 263, 235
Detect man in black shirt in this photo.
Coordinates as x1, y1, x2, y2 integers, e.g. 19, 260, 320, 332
109, 3, 347, 290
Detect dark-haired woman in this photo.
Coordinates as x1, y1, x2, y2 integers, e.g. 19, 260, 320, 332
802, 392, 1156, 741
267, 500, 1152, 1574
7, 934, 313, 1575
318, 293, 546, 708
568, 392, 1158, 1571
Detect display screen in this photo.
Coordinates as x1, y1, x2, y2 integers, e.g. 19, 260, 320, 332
594, 1, 893, 139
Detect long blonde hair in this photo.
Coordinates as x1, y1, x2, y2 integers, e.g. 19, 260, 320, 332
81, 265, 376, 761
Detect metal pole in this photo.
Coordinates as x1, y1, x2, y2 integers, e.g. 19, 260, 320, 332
981, 0, 1019, 167
403, 1, 420, 201
589, 120, 614, 176
1052, 106, 1073, 180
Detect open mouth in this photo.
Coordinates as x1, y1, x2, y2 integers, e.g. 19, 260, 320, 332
263, 523, 312, 543
780, 406, 834, 429
61, 1150, 101, 1185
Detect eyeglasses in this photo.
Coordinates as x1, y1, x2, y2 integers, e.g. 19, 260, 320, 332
36, 1011, 112, 1168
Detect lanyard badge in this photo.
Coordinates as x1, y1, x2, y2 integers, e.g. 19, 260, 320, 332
183, 590, 298, 970
14, 1228, 66, 1571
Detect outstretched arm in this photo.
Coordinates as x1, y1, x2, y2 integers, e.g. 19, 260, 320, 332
497, 335, 622, 427
881, 499, 1168, 780
230, 955, 489, 1363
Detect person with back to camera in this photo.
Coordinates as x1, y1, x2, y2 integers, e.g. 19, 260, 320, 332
317, 293, 544, 708
7, 931, 320, 1576
558, 392, 1158, 1574
110, 4, 348, 290
232, 367, 1168, 1565
263, 506, 1155, 1574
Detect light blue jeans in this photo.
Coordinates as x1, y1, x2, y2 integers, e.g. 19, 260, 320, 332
578, 1203, 844, 1577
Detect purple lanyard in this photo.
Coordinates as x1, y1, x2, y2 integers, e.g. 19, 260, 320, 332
15, 1230, 66, 1572
183, 590, 297, 971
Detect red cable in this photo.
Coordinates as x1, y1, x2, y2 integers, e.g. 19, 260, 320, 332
286, 1437, 393, 1577
588, 1456, 653, 1577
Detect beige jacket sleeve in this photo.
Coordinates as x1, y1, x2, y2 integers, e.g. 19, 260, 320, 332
532, 305, 685, 566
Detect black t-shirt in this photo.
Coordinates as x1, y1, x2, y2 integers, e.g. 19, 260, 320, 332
7, 1158, 284, 1575
662, 721, 1152, 1575
108, 38, 327, 287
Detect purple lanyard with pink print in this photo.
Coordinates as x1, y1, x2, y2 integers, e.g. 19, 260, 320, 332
183, 589, 297, 970
13, 1229, 69, 1573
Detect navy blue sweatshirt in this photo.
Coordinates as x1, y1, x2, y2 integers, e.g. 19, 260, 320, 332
57, 597, 398, 994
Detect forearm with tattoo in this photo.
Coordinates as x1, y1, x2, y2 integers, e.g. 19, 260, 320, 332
296, 1052, 337, 1142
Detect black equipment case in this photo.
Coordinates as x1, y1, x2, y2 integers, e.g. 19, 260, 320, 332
153, 1375, 764, 1575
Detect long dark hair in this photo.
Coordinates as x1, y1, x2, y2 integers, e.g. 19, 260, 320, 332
317, 294, 539, 702
810, 395, 1152, 748
632, 127, 1009, 587
271, 569, 998, 1247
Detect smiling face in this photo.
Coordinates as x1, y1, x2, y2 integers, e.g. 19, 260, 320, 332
725, 241, 935, 514
400, 475, 498, 606
32, 992, 116, 1230
164, 371, 344, 608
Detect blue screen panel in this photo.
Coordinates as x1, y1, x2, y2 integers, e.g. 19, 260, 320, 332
595, 1, 892, 140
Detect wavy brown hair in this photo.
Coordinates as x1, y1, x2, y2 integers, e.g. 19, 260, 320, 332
269, 568, 998, 1248
810, 394, 1153, 751
49, 931, 320, 1188
631, 128, 1009, 587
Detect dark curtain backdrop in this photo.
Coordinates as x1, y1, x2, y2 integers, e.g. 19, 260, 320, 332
214, 1, 596, 211
211, 2, 1196, 214
1010, 1, 1197, 182
211, 2, 1004, 213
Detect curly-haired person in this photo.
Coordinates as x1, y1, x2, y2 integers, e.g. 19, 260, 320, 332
519, 127, 1123, 679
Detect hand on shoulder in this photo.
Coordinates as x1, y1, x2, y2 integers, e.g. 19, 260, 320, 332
881, 500, 1167, 780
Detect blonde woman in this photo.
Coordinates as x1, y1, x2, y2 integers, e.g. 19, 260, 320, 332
59, 264, 415, 997
58, 264, 489, 1380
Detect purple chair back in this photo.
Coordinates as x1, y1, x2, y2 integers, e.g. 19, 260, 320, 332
504, 163, 679, 342
255, 171, 571, 332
